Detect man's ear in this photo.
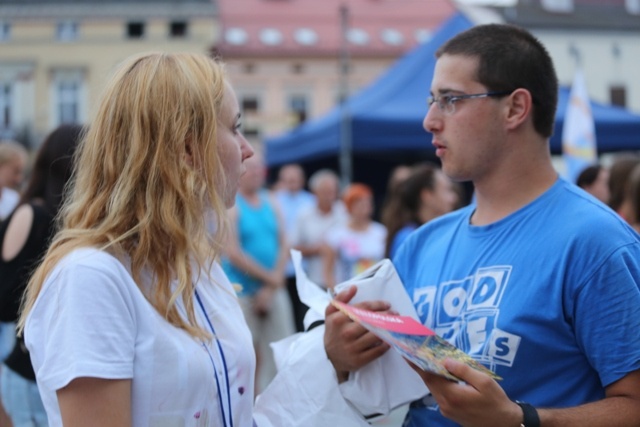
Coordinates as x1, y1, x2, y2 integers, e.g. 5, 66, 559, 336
505, 88, 533, 131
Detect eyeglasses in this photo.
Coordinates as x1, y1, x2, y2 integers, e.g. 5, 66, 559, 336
427, 91, 513, 115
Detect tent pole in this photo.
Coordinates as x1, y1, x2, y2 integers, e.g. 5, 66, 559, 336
339, 3, 352, 188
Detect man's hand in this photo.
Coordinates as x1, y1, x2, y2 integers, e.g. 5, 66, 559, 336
324, 285, 392, 383
409, 359, 521, 427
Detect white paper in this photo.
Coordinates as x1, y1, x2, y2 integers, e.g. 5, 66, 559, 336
291, 249, 419, 323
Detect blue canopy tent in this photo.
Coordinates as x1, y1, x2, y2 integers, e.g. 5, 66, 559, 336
265, 13, 640, 169
553, 89, 640, 153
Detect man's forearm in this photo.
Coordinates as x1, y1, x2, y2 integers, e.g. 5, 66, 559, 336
538, 396, 640, 427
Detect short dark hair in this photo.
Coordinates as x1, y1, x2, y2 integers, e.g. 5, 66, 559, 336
576, 164, 602, 188
436, 24, 558, 138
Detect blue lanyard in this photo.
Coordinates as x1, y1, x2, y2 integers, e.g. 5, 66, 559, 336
195, 290, 233, 427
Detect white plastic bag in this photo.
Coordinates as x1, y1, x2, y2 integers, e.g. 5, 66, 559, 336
254, 250, 427, 426
254, 326, 370, 427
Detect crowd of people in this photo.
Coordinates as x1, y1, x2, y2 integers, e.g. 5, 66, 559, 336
220, 156, 459, 393
578, 155, 640, 233
0, 22, 638, 427
1, 125, 82, 427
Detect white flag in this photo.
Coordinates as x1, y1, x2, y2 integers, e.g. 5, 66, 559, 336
562, 69, 597, 184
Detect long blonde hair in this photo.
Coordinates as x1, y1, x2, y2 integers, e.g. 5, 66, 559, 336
19, 52, 230, 339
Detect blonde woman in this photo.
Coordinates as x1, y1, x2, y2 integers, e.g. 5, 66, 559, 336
17, 53, 258, 427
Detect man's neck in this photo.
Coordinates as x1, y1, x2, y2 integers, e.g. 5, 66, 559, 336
471, 154, 558, 226
317, 203, 332, 215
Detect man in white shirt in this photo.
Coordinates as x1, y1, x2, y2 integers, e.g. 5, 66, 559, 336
274, 164, 316, 331
290, 170, 347, 327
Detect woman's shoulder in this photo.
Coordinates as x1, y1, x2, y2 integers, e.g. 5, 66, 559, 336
31, 248, 140, 319
1, 204, 35, 262
47, 247, 133, 286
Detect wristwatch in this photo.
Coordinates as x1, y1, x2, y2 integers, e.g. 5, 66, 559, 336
516, 401, 540, 427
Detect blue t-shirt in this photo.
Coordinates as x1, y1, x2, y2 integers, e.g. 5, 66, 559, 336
393, 178, 640, 427
222, 191, 280, 297
389, 223, 418, 260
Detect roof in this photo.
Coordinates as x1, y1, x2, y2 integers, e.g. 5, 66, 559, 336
214, 0, 456, 57
0, 0, 216, 20
491, 0, 640, 31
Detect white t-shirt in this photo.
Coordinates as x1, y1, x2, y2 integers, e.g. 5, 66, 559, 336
0, 187, 19, 220
291, 203, 347, 286
325, 222, 387, 284
25, 248, 256, 427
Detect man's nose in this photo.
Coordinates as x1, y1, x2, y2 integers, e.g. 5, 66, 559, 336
423, 103, 442, 134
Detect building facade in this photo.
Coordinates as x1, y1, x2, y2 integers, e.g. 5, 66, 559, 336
0, 0, 218, 146
213, 0, 456, 145
483, 0, 640, 113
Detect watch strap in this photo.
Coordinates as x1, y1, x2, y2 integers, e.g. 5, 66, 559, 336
517, 401, 540, 427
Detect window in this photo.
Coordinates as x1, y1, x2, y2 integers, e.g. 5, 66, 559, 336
127, 22, 145, 39
289, 94, 308, 124
541, 0, 573, 13
225, 28, 249, 45
238, 93, 261, 138
380, 28, 404, 46
241, 96, 259, 113
0, 82, 12, 132
57, 21, 78, 41
291, 63, 305, 74
626, 0, 640, 15
57, 81, 80, 124
259, 28, 283, 46
293, 28, 318, 46
50, 69, 85, 127
0, 22, 10, 42
242, 128, 260, 138
170, 21, 188, 38
610, 85, 627, 108
347, 28, 370, 45
242, 63, 256, 74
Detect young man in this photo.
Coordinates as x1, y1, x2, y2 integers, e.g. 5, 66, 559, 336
324, 24, 640, 426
